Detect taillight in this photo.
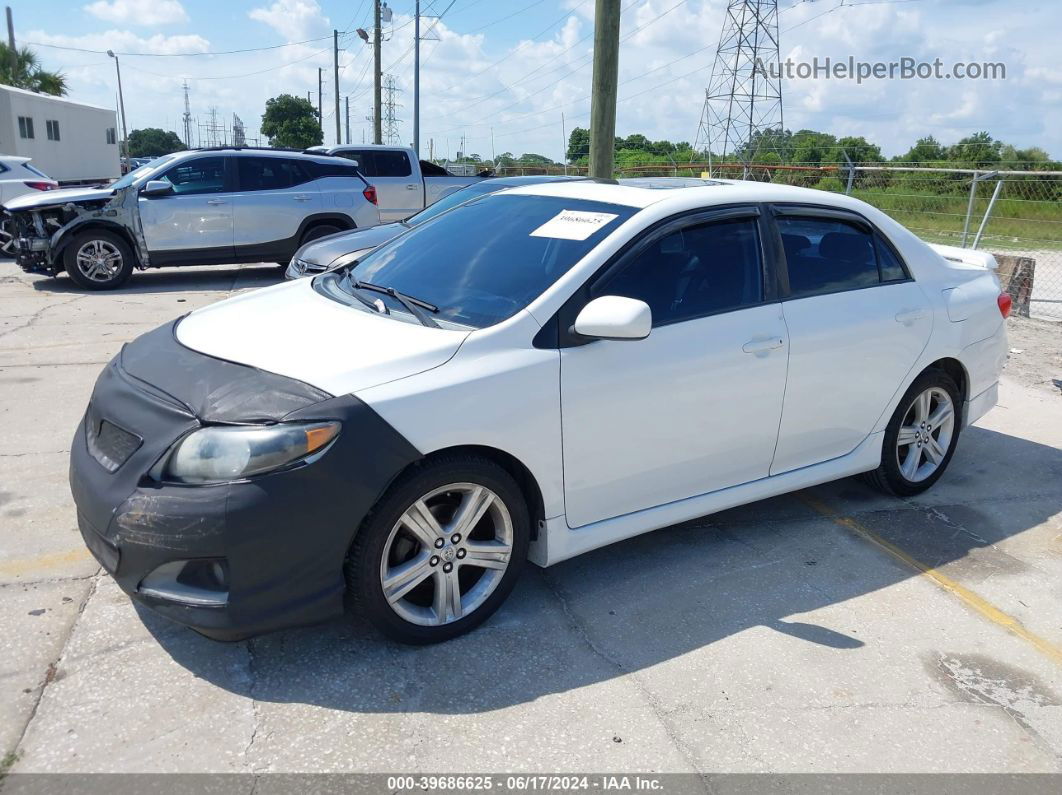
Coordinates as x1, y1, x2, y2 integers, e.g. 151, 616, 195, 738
997, 291, 1012, 318
24, 181, 57, 191
362, 185, 377, 205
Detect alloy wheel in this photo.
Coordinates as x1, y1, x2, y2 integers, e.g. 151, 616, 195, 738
75, 239, 124, 283
895, 386, 955, 482
379, 483, 513, 626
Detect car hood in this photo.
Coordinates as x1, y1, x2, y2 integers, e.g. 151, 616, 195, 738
175, 278, 469, 397
298, 222, 408, 265
3, 185, 115, 211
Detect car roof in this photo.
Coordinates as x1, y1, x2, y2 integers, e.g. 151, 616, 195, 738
486, 175, 587, 187
175, 148, 352, 165
500, 178, 866, 211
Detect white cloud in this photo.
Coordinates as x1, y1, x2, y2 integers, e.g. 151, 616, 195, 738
84, 0, 188, 27
249, 0, 331, 42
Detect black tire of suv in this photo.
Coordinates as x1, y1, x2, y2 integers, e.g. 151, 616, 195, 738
861, 368, 962, 497
345, 454, 530, 644
63, 229, 135, 290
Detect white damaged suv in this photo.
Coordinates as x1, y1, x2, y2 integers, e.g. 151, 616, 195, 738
69, 180, 1008, 643
4, 147, 380, 290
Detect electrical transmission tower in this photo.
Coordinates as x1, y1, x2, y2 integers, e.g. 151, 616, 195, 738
694, 0, 783, 175
181, 81, 193, 147
233, 114, 246, 147
382, 74, 402, 145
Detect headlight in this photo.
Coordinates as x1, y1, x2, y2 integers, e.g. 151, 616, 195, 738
163, 422, 340, 484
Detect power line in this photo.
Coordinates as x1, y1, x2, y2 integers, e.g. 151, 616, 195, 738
24, 33, 344, 58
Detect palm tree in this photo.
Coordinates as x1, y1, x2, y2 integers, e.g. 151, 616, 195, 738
0, 43, 67, 96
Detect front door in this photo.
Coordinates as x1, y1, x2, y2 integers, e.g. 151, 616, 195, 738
770, 210, 932, 474
560, 211, 789, 528
139, 155, 233, 259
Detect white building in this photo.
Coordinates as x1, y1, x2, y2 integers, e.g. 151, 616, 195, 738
0, 85, 121, 184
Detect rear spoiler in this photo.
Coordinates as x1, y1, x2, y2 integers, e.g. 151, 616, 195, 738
928, 243, 998, 270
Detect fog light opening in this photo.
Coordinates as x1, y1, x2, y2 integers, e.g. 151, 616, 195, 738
138, 558, 229, 607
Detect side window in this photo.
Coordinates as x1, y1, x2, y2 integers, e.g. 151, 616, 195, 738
18, 116, 33, 139
596, 216, 763, 326
308, 161, 361, 179
777, 216, 879, 297
374, 150, 413, 177
157, 157, 226, 195
106, 128, 117, 145
237, 156, 299, 191
338, 150, 373, 175
876, 236, 909, 282
46, 120, 60, 141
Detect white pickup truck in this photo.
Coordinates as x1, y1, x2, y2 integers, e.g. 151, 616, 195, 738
306, 144, 489, 223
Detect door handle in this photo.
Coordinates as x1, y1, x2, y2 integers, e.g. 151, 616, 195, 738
405, 184, 418, 190
895, 308, 926, 325
742, 337, 784, 354
292, 194, 311, 202
206, 199, 226, 205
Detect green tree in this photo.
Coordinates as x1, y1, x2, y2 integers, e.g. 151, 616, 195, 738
898, 135, 946, 163
566, 127, 590, 162
516, 153, 555, 165
0, 43, 67, 95
495, 152, 517, 168
947, 131, 1001, 167
127, 128, 186, 158
260, 94, 322, 149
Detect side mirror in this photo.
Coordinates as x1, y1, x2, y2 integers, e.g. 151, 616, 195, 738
141, 180, 173, 197
573, 296, 652, 341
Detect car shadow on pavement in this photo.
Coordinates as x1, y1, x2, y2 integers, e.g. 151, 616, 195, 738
141, 425, 1062, 714
24, 265, 281, 295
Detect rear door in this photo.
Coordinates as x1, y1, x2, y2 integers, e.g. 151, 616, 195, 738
138, 155, 233, 259
770, 207, 932, 474
338, 149, 420, 222
232, 156, 322, 259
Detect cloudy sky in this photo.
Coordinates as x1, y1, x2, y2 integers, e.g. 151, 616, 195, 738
11, 0, 1062, 160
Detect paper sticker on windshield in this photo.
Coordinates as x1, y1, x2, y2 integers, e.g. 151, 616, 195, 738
530, 209, 619, 241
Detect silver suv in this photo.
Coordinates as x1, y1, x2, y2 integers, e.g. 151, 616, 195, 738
3, 148, 381, 289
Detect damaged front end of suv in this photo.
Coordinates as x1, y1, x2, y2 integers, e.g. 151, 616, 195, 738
4, 184, 149, 288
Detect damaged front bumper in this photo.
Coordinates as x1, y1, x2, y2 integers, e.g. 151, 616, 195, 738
69, 320, 421, 639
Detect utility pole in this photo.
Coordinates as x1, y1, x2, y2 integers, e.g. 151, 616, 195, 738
561, 112, 567, 175
333, 29, 341, 145
588, 0, 620, 179
5, 7, 16, 79
345, 96, 350, 144
373, 0, 382, 145
107, 50, 129, 168
413, 0, 420, 155
317, 67, 323, 139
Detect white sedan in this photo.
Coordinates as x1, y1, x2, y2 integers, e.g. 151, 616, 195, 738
70, 180, 1008, 644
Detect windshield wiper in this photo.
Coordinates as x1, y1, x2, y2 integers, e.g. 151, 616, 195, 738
351, 279, 440, 328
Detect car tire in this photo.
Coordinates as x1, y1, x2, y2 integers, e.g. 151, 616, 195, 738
862, 369, 962, 497
63, 229, 135, 290
345, 454, 530, 644
299, 223, 344, 247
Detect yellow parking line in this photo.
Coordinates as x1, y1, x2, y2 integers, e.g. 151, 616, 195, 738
799, 493, 1062, 667
0, 546, 93, 577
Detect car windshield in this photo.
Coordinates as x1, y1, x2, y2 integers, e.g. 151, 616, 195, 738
110, 154, 178, 190
406, 180, 505, 226
323, 193, 636, 329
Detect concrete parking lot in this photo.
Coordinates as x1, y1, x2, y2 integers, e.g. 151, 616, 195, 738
1, 262, 1060, 776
